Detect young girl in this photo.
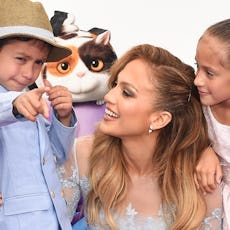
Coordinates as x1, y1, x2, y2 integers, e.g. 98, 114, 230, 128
194, 18, 230, 230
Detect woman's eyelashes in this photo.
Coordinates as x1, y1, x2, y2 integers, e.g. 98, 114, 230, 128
122, 88, 133, 97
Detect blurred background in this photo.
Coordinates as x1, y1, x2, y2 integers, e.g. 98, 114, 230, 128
38, 0, 230, 67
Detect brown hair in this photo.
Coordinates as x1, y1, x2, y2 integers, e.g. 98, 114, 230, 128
86, 44, 208, 229
0, 37, 51, 50
202, 18, 230, 67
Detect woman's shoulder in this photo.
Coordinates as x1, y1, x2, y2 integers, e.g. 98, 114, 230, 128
75, 135, 94, 177
75, 135, 94, 157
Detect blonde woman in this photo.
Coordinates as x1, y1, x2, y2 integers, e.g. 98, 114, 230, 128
59, 44, 223, 229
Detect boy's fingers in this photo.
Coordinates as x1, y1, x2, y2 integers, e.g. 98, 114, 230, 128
13, 99, 37, 122
43, 79, 52, 88
33, 87, 50, 99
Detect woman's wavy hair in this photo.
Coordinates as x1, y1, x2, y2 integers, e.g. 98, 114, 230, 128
86, 44, 209, 230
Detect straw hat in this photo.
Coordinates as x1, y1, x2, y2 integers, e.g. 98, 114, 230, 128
0, 0, 72, 62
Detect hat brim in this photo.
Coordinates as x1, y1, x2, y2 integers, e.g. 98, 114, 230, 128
0, 26, 72, 62
46, 41, 72, 62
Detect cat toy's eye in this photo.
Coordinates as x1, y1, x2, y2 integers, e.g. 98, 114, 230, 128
57, 62, 71, 74
90, 59, 104, 72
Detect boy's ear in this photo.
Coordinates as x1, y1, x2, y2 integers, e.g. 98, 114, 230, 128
150, 111, 172, 130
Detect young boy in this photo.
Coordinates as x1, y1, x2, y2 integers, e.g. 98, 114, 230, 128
0, 0, 77, 229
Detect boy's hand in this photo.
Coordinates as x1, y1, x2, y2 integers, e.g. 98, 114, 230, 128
44, 79, 72, 126
13, 87, 50, 122
194, 146, 222, 194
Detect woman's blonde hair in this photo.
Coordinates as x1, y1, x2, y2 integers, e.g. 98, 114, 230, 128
86, 44, 209, 230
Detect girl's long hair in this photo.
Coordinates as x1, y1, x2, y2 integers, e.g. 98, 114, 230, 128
86, 44, 209, 230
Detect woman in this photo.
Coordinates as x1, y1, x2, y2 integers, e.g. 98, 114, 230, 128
58, 44, 223, 229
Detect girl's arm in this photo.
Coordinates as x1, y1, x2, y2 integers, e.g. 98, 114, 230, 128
195, 146, 222, 194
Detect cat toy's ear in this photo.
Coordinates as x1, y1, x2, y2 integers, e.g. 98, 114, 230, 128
95, 31, 111, 45
88, 27, 107, 35
88, 27, 111, 45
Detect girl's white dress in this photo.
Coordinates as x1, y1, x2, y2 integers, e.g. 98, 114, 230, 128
203, 106, 230, 230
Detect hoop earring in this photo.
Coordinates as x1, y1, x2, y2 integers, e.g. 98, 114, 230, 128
148, 125, 154, 134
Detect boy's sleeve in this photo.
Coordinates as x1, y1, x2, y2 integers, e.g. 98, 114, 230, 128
0, 91, 23, 126
49, 108, 77, 164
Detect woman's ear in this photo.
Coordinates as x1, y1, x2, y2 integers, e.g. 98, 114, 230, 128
150, 111, 172, 130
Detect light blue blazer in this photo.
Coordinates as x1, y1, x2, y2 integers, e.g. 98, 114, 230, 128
0, 86, 77, 230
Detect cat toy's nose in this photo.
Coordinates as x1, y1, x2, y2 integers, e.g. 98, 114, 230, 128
76, 72, 86, 78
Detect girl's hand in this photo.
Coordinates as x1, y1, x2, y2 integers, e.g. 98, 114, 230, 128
194, 146, 222, 194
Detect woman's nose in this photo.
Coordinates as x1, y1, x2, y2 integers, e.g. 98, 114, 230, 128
104, 87, 116, 103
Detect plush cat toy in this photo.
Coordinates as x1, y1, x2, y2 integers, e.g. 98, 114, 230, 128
37, 11, 117, 137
